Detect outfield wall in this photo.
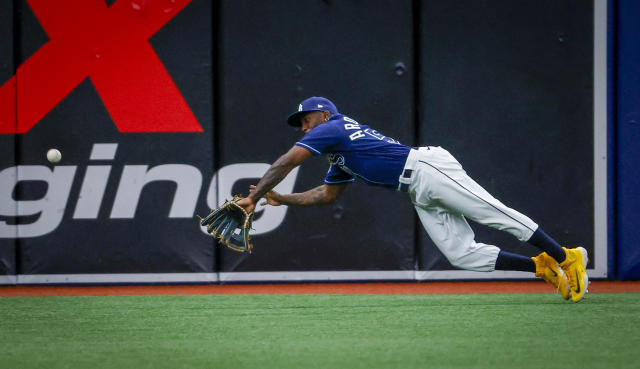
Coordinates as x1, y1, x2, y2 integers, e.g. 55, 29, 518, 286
0, 0, 631, 284
614, 0, 640, 280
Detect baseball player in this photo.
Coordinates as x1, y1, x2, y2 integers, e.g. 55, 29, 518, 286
237, 96, 589, 302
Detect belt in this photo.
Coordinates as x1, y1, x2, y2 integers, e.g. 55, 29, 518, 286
398, 168, 413, 193
398, 147, 428, 193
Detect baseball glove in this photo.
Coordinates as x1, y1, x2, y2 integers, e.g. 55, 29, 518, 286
199, 195, 255, 253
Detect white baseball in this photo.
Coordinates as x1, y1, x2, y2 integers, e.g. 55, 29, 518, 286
47, 148, 62, 164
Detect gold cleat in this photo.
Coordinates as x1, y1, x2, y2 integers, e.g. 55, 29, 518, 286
559, 247, 589, 303
532, 252, 570, 300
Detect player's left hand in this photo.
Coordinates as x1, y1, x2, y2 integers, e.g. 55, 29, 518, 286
249, 185, 282, 207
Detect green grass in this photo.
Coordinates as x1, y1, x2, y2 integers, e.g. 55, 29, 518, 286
2, 293, 640, 369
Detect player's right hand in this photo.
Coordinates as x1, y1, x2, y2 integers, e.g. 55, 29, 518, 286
234, 195, 256, 214
249, 185, 282, 207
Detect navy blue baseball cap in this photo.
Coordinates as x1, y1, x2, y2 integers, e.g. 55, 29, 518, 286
287, 96, 339, 127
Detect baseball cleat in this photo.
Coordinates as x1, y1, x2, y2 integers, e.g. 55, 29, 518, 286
532, 252, 570, 300
559, 247, 589, 303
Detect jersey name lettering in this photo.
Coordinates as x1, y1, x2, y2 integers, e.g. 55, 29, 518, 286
349, 130, 366, 140
343, 117, 361, 131
343, 117, 365, 140
340, 116, 399, 143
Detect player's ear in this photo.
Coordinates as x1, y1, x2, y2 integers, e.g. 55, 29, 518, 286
323, 111, 331, 122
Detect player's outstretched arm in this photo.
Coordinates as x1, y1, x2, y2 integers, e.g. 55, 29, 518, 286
236, 145, 312, 213
251, 183, 348, 207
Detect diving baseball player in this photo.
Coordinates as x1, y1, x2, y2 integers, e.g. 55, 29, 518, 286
236, 97, 589, 302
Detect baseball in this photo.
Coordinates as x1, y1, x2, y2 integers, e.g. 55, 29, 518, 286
46, 148, 62, 164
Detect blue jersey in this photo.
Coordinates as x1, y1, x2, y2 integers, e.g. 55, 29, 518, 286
295, 114, 411, 189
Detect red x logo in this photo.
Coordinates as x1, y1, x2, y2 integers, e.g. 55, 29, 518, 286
0, 0, 203, 133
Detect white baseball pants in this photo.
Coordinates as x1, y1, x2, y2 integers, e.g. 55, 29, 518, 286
399, 147, 538, 271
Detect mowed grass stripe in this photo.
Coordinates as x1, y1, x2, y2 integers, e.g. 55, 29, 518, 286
2, 293, 639, 369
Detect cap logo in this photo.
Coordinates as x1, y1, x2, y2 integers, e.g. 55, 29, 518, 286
298, 104, 302, 111
317, 104, 324, 108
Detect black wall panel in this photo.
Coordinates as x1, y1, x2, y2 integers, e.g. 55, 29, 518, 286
220, 0, 416, 271
12, 0, 215, 274
0, 1, 16, 275
418, 0, 594, 270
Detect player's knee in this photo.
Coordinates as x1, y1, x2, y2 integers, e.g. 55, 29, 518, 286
441, 242, 476, 269
447, 255, 467, 269
447, 254, 491, 271
443, 242, 499, 272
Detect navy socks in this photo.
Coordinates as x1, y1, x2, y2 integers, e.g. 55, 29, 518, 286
495, 250, 536, 272
494, 228, 566, 272
527, 228, 566, 263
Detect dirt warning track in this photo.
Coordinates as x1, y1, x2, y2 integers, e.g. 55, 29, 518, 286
1, 281, 639, 297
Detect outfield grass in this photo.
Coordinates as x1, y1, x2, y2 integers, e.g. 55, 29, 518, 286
2, 293, 639, 369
